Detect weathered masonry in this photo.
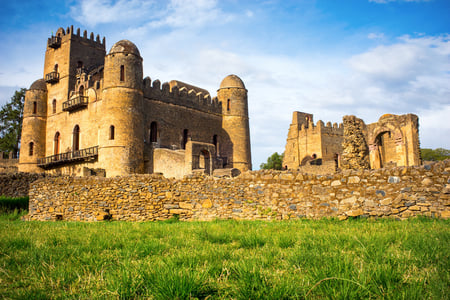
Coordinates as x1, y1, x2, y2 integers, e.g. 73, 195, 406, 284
283, 112, 421, 172
19, 26, 252, 178
25, 160, 450, 221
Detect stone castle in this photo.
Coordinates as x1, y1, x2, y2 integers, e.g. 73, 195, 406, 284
18, 26, 252, 178
283, 112, 421, 172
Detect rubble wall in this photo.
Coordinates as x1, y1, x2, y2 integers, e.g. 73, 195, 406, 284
26, 160, 450, 221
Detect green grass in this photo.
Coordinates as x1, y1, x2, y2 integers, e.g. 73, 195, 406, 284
0, 213, 448, 299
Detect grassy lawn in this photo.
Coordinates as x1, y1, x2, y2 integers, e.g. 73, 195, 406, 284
0, 199, 448, 299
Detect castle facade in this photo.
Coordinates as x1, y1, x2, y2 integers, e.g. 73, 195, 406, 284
18, 26, 252, 178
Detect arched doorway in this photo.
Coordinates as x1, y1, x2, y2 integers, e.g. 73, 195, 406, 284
73, 125, 80, 151
54, 132, 60, 155
374, 131, 398, 168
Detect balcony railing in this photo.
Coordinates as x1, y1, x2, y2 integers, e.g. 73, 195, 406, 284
48, 36, 61, 49
45, 71, 59, 84
37, 146, 98, 169
62, 96, 88, 112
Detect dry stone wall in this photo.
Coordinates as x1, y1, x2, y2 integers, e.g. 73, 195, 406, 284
27, 160, 450, 221
0, 173, 46, 197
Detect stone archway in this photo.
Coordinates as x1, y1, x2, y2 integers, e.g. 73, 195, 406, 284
369, 126, 404, 169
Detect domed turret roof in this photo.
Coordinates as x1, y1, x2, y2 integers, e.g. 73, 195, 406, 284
219, 75, 245, 89
109, 40, 141, 56
29, 79, 47, 91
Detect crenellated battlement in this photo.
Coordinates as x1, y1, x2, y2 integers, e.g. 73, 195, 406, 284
143, 77, 222, 114
48, 26, 105, 50
298, 120, 343, 136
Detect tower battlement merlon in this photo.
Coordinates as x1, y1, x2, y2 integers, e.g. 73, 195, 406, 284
48, 26, 106, 50
143, 77, 221, 114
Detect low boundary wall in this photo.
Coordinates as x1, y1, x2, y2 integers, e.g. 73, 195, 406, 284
26, 160, 450, 221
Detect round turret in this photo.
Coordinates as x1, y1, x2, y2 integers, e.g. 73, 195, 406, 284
109, 40, 141, 57
101, 40, 144, 176
18, 79, 48, 173
217, 74, 252, 171
220, 75, 246, 89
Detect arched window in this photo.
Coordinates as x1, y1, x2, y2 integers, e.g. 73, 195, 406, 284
213, 134, 218, 155
227, 99, 231, 111
120, 65, 125, 81
109, 125, 115, 140
73, 125, 80, 151
182, 129, 189, 150
33, 102, 37, 114
54, 132, 60, 155
79, 85, 84, 96
77, 61, 83, 68
52, 99, 57, 114
29, 142, 34, 156
150, 122, 157, 143
54, 64, 58, 72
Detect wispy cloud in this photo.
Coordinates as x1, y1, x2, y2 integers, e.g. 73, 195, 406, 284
369, 0, 432, 3
70, 0, 235, 29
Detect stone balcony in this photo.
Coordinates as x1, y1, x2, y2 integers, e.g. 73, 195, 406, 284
37, 146, 98, 169
45, 71, 59, 84
62, 95, 88, 112
47, 36, 61, 49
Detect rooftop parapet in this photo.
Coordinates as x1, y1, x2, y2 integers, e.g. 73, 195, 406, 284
48, 26, 106, 50
299, 120, 344, 136
143, 77, 221, 114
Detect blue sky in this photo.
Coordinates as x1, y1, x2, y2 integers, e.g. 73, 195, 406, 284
0, 0, 449, 167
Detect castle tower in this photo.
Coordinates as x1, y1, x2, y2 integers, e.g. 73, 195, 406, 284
218, 75, 252, 171
101, 40, 144, 176
18, 79, 47, 173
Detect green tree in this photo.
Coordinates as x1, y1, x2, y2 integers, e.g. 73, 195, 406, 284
260, 152, 284, 170
421, 148, 450, 161
0, 88, 26, 158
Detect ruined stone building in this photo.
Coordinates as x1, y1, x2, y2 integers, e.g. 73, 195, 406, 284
283, 111, 421, 171
18, 26, 252, 178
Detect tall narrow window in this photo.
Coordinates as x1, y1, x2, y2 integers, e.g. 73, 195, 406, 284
227, 99, 230, 111
182, 129, 189, 150
54, 64, 58, 72
213, 134, 218, 148
150, 122, 158, 143
79, 85, 84, 95
54, 132, 60, 155
29, 142, 34, 156
110, 125, 115, 140
120, 65, 125, 81
33, 102, 37, 114
52, 99, 56, 114
73, 125, 80, 151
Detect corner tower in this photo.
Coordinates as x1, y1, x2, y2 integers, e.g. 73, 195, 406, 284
218, 75, 252, 171
18, 79, 47, 173
101, 40, 144, 176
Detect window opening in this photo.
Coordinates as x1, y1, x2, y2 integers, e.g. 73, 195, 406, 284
110, 125, 115, 140
52, 99, 56, 114
29, 142, 34, 156
150, 122, 158, 143
182, 129, 189, 149
33, 102, 37, 114
120, 65, 125, 81
227, 99, 230, 111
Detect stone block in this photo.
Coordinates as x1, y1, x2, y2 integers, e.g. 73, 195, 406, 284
347, 176, 360, 184
331, 180, 341, 186
380, 198, 392, 206
202, 199, 212, 208
347, 209, 363, 217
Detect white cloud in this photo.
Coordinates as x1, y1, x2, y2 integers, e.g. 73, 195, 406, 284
70, 0, 234, 29
368, 33, 384, 40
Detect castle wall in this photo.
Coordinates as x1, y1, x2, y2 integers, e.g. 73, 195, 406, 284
152, 148, 186, 179
142, 97, 223, 151
25, 160, 450, 221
